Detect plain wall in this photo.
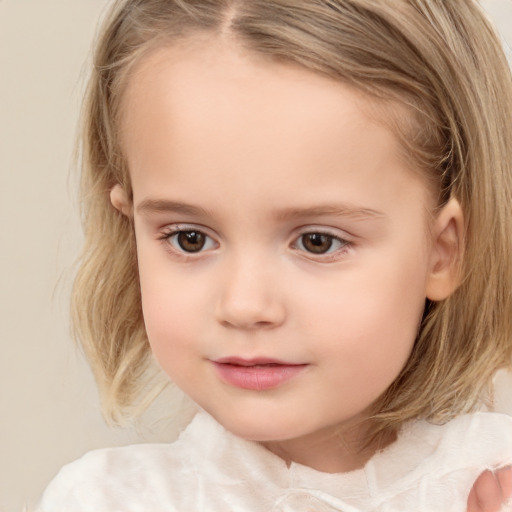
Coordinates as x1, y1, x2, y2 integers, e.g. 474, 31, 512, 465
0, 1, 511, 511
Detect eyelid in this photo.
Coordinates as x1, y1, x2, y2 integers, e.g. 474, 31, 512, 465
159, 222, 216, 237
294, 225, 353, 241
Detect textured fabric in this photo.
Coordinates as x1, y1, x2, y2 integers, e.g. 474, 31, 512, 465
37, 411, 512, 512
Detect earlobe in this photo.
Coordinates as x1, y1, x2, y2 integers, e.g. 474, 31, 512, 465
425, 197, 464, 301
110, 184, 132, 217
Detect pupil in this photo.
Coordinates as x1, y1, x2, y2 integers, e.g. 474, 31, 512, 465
178, 231, 205, 252
303, 233, 332, 254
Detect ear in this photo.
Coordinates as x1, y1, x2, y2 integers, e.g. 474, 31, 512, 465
426, 198, 464, 301
110, 184, 132, 217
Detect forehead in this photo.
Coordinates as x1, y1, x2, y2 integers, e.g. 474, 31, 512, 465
119, 38, 432, 215
120, 37, 377, 143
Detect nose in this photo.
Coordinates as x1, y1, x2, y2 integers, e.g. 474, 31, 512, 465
215, 255, 286, 330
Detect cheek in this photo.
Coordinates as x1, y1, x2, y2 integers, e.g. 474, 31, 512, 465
136, 248, 205, 370
141, 273, 201, 333
363, 261, 427, 368
305, 247, 429, 374
140, 278, 205, 386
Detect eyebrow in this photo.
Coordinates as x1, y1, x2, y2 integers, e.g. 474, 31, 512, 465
136, 198, 385, 221
136, 199, 211, 217
273, 205, 386, 222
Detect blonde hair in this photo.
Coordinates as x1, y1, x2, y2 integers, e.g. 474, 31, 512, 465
73, 0, 512, 437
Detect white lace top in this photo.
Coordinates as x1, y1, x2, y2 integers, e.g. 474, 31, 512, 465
37, 411, 512, 512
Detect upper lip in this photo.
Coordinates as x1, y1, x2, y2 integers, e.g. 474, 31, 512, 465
213, 357, 304, 367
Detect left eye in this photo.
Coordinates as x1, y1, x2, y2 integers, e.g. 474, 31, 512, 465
166, 230, 216, 253
295, 232, 347, 255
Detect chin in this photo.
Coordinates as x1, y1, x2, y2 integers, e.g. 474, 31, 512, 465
203, 405, 307, 442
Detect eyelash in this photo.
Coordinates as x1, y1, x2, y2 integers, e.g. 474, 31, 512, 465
292, 230, 351, 259
158, 226, 352, 260
158, 226, 218, 256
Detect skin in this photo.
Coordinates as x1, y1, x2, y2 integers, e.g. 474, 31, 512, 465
112, 37, 465, 474
469, 467, 512, 512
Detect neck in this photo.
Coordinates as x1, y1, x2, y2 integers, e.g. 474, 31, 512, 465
259, 421, 397, 474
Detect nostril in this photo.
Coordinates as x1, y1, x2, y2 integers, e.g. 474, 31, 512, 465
218, 316, 280, 330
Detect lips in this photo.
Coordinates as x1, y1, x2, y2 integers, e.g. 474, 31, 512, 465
212, 357, 308, 391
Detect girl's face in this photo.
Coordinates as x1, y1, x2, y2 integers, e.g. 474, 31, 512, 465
117, 39, 452, 472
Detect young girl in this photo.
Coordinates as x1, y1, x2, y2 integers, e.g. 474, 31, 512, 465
37, 0, 512, 510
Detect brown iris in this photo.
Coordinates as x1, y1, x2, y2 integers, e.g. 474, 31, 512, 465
177, 231, 206, 252
301, 233, 333, 254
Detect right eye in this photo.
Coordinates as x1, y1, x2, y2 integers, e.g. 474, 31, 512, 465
164, 229, 217, 253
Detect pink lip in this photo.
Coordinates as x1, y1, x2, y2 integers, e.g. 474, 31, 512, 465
212, 357, 308, 391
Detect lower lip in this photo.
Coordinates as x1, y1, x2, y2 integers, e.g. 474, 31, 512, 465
212, 362, 307, 391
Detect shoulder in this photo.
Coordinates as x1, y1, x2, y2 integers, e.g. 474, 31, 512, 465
35, 411, 234, 512
402, 411, 512, 477
432, 411, 512, 463
36, 443, 183, 511
369, 412, 512, 510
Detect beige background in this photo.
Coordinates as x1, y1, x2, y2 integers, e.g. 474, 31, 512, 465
1, 1, 511, 511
